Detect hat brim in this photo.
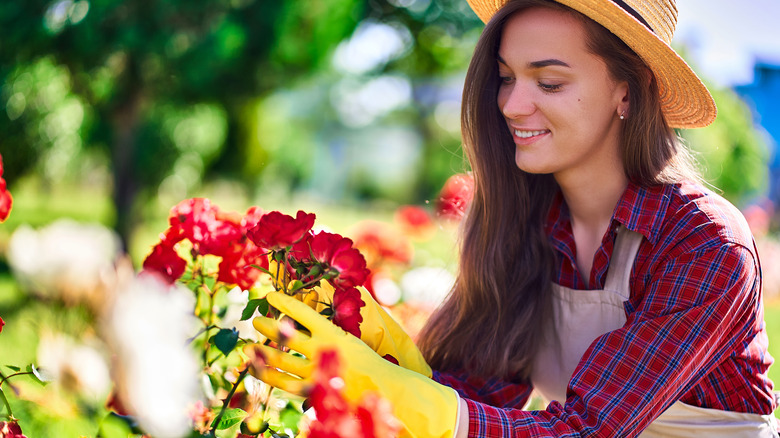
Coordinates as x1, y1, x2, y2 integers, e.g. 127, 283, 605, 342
468, 0, 717, 128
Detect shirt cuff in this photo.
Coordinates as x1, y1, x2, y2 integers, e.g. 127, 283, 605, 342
453, 390, 469, 438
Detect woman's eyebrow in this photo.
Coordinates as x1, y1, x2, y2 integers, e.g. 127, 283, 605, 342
528, 59, 571, 69
496, 54, 571, 69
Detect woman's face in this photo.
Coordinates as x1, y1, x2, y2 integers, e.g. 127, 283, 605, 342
496, 7, 628, 184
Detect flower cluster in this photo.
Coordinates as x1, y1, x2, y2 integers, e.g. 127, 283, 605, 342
301, 350, 400, 438
139, 200, 374, 436
247, 210, 371, 337
143, 198, 267, 290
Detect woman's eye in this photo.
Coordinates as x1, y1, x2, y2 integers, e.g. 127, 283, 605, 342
499, 76, 514, 84
538, 82, 563, 92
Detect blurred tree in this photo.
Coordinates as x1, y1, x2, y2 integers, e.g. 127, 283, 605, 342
681, 84, 770, 205
358, 0, 483, 200
0, 0, 363, 247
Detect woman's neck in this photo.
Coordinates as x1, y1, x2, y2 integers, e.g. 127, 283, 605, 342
556, 166, 628, 286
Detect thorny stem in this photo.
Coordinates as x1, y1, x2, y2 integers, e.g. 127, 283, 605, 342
209, 367, 249, 437
0, 371, 38, 420
0, 371, 34, 390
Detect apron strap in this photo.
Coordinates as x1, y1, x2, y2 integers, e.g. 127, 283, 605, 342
603, 226, 644, 300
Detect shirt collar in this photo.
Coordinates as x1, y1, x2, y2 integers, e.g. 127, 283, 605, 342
611, 182, 673, 245
546, 181, 673, 246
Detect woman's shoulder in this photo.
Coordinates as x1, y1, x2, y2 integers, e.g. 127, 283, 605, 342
659, 180, 754, 251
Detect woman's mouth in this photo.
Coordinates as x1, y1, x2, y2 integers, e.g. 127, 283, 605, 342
514, 129, 549, 139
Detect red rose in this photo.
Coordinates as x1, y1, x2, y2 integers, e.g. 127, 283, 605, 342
330, 286, 365, 338
394, 205, 435, 241
217, 240, 269, 290
436, 173, 474, 221
142, 241, 187, 284
307, 350, 353, 434
0, 316, 4, 334
308, 232, 370, 289
350, 220, 413, 267
168, 198, 243, 257
382, 354, 399, 365
247, 210, 316, 251
240, 206, 265, 232
169, 198, 218, 243
0, 154, 12, 223
0, 421, 27, 438
214, 207, 270, 289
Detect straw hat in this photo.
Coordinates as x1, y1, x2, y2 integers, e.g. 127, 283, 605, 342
466, 0, 717, 128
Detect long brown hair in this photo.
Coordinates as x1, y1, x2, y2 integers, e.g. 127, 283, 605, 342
416, 0, 699, 380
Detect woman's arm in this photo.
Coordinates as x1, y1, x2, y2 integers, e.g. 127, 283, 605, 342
463, 241, 764, 437
433, 369, 533, 410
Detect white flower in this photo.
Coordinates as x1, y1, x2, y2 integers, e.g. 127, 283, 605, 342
220, 286, 259, 341
7, 219, 121, 306
104, 273, 201, 438
400, 266, 455, 306
36, 334, 111, 401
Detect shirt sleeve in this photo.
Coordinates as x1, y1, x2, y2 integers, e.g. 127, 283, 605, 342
464, 241, 761, 437
432, 369, 533, 410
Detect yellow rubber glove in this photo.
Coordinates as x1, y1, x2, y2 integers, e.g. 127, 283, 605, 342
251, 291, 459, 438
314, 281, 432, 377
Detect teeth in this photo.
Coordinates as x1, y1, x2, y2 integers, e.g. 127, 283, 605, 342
514, 129, 547, 139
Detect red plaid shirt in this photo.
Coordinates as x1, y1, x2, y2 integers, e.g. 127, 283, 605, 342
433, 181, 777, 437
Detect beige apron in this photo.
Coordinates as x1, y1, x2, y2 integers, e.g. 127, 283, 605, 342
531, 226, 779, 437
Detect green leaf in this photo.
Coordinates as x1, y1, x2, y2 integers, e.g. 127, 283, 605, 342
211, 328, 239, 356
250, 264, 274, 278
279, 402, 302, 434
4, 365, 20, 372
213, 407, 246, 430
241, 298, 269, 321
99, 413, 134, 438
288, 280, 305, 292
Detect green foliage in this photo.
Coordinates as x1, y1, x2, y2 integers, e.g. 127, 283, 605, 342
213, 407, 246, 430
0, 0, 364, 242
681, 85, 770, 205
211, 327, 240, 356
241, 298, 269, 321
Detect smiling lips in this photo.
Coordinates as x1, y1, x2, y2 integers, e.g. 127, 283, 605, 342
514, 129, 549, 139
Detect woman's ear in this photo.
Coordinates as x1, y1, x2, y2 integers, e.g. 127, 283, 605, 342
616, 81, 630, 119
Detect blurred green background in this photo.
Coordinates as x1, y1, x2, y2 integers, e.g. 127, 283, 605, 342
0, 0, 778, 434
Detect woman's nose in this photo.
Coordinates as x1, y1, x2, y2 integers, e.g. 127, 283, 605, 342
499, 83, 536, 119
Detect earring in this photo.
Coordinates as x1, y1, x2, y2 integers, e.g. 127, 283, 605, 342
619, 111, 626, 120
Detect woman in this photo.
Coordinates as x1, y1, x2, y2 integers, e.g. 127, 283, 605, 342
251, 0, 779, 436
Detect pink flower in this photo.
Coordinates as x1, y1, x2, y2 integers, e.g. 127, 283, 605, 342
188, 401, 215, 434
247, 210, 315, 251
436, 173, 474, 221
0, 316, 4, 334
330, 287, 365, 338
0, 154, 13, 223
142, 241, 187, 284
